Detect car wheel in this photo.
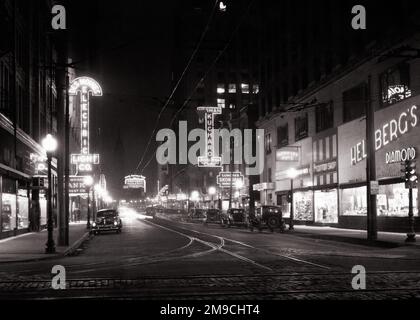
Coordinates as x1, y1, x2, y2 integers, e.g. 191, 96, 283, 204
267, 216, 280, 229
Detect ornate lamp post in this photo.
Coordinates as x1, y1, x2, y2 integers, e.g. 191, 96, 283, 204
42, 134, 58, 254
84, 175, 94, 229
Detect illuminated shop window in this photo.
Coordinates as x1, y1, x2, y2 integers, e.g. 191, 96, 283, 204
217, 98, 225, 109
377, 183, 418, 217
314, 189, 338, 223
217, 84, 225, 94
341, 186, 367, 216
293, 191, 314, 221
241, 83, 250, 94
228, 84, 236, 93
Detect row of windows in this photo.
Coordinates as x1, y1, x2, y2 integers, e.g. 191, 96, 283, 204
217, 83, 259, 95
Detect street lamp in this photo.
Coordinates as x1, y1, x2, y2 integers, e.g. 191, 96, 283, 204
191, 190, 200, 208
84, 175, 94, 229
287, 168, 299, 230
208, 187, 216, 208
42, 134, 57, 254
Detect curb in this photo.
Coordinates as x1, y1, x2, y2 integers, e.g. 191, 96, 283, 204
0, 231, 91, 264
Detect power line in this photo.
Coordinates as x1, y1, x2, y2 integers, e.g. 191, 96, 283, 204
134, 0, 220, 173
140, 0, 257, 176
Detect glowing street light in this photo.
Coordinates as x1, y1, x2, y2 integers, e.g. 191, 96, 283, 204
235, 180, 244, 189
42, 134, 57, 254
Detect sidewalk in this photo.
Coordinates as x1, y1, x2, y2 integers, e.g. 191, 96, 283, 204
293, 225, 420, 248
0, 222, 90, 263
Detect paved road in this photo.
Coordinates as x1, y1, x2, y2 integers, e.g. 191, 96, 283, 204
0, 209, 419, 299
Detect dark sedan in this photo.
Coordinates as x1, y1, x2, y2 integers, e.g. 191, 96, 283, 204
92, 209, 122, 234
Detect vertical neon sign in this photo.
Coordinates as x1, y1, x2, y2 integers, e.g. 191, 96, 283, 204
197, 106, 222, 167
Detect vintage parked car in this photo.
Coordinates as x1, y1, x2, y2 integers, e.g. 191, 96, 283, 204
92, 209, 123, 234
204, 209, 222, 225
249, 206, 286, 233
221, 208, 248, 228
188, 208, 207, 223
145, 206, 156, 218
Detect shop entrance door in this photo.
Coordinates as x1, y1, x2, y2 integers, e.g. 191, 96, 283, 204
314, 189, 338, 224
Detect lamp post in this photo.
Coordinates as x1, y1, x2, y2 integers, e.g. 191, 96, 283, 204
208, 187, 216, 209
42, 134, 57, 254
287, 168, 299, 230
84, 176, 94, 229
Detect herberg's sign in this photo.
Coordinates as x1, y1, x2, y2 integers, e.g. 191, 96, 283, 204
351, 105, 418, 165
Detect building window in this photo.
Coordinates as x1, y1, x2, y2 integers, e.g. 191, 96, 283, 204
265, 133, 272, 154
380, 62, 411, 108
228, 84, 236, 93
341, 186, 367, 216
315, 101, 334, 133
217, 98, 225, 109
343, 83, 367, 123
252, 84, 259, 94
217, 84, 225, 94
277, 123, 289, 148
241, 83, 249, 94
295, 113, 308, 141
378, 183, 418, 217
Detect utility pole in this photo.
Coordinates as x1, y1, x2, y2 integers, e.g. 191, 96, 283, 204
64, 74, 70, 245
366, 75, 377, 241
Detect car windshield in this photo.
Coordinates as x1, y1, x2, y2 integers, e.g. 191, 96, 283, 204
96, 211, 117, 218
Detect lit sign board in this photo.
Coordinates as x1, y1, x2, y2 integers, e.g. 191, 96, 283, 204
383, 85, 412, 105
69, 176, 88, 194
253, 183, 274, 191
351, 105, 418, 165
124, 175, 146, 191
197, 106, 222, 167
385, 147, 416, 164
69, 77, 103, 172
216, 172, 244, 188
313, 160, 337, 174
275, 166, 310, 181
276, 147, 300, 162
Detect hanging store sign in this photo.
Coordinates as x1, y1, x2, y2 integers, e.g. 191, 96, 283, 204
276, 147, 300, 162
253, 183, 274, 192
69, 176, 88, 194
217, 172, 244, 188
383, 85, 412, 105
197, 106, 222, 167
69, 77, 103, 172
124, 175, 146, 191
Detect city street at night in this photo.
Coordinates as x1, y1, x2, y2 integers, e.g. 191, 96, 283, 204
1, 0, 420, 310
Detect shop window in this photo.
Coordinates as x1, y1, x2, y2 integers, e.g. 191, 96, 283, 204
295, 113, 308, 141
17, 189, 29, 229
315, 101, 334, 133
377, 183, 418, 217
380, 62, 411, 108
293, 191, 314, 221
228, 84, 236, 94
1, 178, 17, 232
341, 186, 367, 216
277, 123, 289, 148
343, 83, 367, 123
241, 83, 249, 94
314, 190, 338, 223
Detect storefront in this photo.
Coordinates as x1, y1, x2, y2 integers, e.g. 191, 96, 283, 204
338, 99, 420, 232
313, 129, 339, 224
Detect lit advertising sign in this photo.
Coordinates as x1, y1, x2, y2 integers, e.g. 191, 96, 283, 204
124, 175, 146, 191
313, 160, 337, 174
385, 147, 416, 164
275, 165, 310, 181
253, 183, 274, 191
69, 176, 88, 194
383, 85, 412, 105
276, 147, 300, 162
197, 106, 222, 167
216, 172, 244, 188
69, 77, 103, 172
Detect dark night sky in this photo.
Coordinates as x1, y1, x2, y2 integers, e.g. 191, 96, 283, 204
68, 0, 177, 198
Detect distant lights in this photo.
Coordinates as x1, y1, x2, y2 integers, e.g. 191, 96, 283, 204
219, 1, 227, 12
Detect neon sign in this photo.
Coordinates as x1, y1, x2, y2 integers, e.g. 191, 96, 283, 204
383, 85, 412, 105
197, 106, 222, 167
69, 77, 102, 172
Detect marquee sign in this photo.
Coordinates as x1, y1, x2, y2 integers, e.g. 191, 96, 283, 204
124, 175, 146, 191
69, 77, 102, 172
216, 172, 244, 188
197, 106, 222, 167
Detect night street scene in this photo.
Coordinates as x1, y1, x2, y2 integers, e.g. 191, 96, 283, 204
1, 0, 420, 311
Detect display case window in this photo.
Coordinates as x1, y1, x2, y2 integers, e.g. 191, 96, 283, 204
293, 191, 313, 221
314, 189, 338, 223
1, 193, 16, 231
17, 191, 29, 229
341, 186, 367, 216
377, 183, 418, 217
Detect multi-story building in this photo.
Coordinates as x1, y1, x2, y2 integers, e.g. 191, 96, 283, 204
257, 2, 420, 231
159, 0, 261, 209
0, 0, 76, 239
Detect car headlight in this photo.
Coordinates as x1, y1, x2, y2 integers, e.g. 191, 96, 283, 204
92, 222, 96, 227
114, 221, 118, 226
